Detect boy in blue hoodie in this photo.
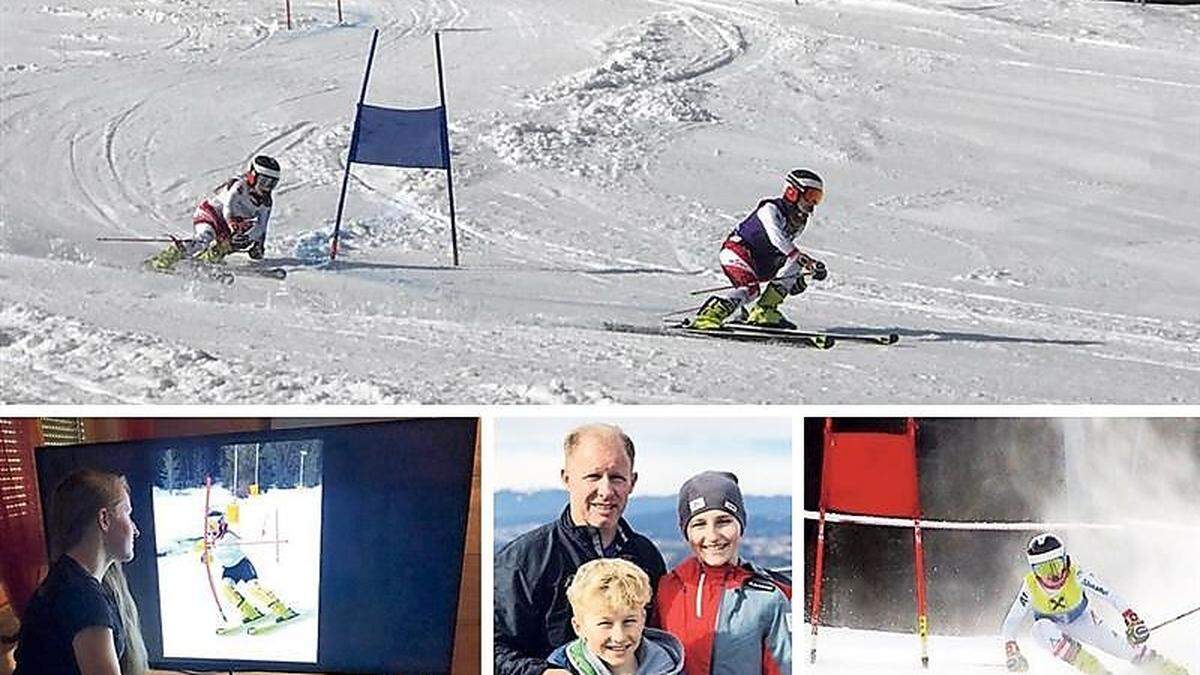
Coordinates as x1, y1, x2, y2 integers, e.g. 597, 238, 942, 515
548, 558, 685, 675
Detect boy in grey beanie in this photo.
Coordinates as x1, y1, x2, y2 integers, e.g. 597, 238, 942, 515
659, 470, 792, 675
676, 470, 746, 535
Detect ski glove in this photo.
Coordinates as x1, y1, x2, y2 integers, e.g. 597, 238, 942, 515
810, 259, 828, 281
1005, 641, 1029, 672
1123, 609, 1149, 645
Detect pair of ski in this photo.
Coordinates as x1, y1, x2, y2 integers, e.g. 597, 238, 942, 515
101, 236, 288, 284
155, 261, 288, 285
605, 319, 899, 350
215, 611, 305, 636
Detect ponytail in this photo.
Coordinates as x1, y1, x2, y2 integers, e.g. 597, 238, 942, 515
103, 564, 146, 675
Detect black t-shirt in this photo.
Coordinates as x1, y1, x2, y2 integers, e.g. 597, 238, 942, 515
14, 556, 125, 675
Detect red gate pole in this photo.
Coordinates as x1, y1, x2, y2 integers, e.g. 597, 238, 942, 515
202, 477, 228, 624
905, 418, 928, 667
914, 519, 929, 668
808, 506, 829, 664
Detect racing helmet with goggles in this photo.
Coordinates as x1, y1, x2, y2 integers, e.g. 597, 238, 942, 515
784, 168, 824, 210
1027, 532, 1070, 589
246, 155, 281, 193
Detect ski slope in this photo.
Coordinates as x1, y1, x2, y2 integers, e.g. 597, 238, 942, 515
2, 0, 1198, 403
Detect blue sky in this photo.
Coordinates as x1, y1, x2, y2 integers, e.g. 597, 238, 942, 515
493, 416, 794, 496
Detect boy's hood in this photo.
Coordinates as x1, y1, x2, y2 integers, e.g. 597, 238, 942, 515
638, 628, 685, 674
547, 628, 685, 675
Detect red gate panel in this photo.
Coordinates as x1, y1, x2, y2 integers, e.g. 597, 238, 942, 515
820, 418, 920, 518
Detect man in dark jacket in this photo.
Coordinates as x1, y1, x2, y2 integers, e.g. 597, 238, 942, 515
495, 423, 668, 675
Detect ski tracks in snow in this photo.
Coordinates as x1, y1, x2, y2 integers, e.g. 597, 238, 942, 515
478, 10, 744, 183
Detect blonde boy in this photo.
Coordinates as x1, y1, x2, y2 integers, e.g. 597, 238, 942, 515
547, 559, 684, 675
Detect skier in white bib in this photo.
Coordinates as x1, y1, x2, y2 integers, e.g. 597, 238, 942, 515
1001, 533, 1188, 675
202, 510, 299, 632
148, 155, 280, 271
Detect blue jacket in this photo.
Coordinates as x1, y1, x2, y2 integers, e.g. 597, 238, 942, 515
495, 507, 668, 675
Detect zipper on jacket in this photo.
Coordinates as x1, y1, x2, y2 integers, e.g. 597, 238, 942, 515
696, 571, 706, 618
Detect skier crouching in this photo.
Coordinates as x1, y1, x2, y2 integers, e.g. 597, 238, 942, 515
691, 168, 827, 330
148, 155, 280, 271
203, 510, 299, 631
1002, 533, 1188, 675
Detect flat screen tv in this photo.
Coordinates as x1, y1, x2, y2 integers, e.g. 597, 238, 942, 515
35, 418, 477, 674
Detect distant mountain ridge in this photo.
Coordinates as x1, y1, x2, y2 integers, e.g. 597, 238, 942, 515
496, 490, 792, 568
497, 489, 790, 527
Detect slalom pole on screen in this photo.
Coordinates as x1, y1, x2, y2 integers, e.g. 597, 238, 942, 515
202, 476, 229, 624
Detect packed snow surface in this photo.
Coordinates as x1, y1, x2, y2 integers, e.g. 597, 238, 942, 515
807, 625, 1198, 674
3, 0, 1198, 402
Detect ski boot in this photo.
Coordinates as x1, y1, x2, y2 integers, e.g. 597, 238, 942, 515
196, 239, 232, 265
744, 283, 796, 329
690, 296, 738, 330
145, 242, 184, 272
221, 582, 266, 624
1064, 641, 1111, 675
245, 580, 297, 622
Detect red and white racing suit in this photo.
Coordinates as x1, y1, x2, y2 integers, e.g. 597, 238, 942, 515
184, 176, 272, 258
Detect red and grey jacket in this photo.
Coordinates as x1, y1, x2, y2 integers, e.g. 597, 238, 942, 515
656, 557, 792, 675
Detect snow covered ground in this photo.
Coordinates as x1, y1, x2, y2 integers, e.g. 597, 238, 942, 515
152, 484, 322, 664
807, 624, 1198, 675
2, 0, 1198, 403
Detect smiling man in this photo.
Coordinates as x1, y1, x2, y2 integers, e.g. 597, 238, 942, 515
495, 424, 668, 675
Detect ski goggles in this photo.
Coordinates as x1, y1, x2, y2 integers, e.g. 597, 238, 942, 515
785, 184, 824, 206
1033, 557, 1067, 581
256, 174, 279, 191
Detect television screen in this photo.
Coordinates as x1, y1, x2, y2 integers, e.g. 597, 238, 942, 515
153, 439, 323, 662
35, 418, 476, 674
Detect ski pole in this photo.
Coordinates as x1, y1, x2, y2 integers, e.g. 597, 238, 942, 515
688, 268, 817, 296
663, 304, 705, 318
1149, 604, 1200, 632
96, 236, 188, 243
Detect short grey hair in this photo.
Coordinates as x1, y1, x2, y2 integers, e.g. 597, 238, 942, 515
563, 423, 636, 467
